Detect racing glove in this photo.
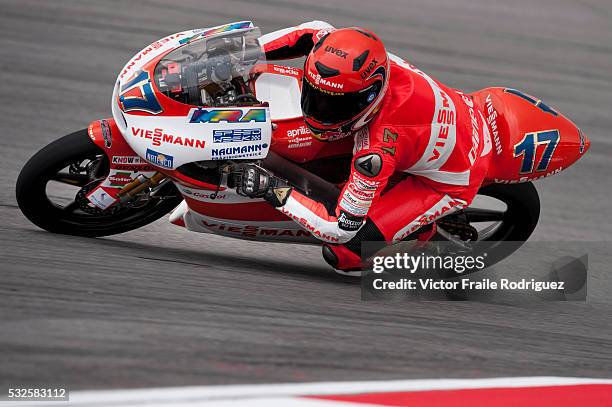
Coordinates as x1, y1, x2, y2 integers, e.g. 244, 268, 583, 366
234, 164, 292, 207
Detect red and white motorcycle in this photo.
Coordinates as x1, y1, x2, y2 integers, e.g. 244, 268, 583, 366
16, 21, 590, 265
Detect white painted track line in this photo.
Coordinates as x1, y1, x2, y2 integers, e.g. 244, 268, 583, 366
5, 376, 611, 406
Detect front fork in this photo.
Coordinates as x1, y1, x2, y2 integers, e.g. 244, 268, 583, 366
85, 118, 167, 211
117, 172, 167, 204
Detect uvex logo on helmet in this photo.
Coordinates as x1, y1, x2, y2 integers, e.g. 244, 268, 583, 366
360, 59, 379, 79
301, 27, 389, 141
324, 45, 348, 59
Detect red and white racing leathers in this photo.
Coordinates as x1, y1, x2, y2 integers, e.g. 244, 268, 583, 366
261, 22, 492, 268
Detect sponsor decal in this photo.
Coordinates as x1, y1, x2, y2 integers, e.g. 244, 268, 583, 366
494, 167, 563, 184
279, 207, 340, 243
213, 128, 262, 143
181, 22, 253, 45
351, 173, 380, 190
211, 143, 268, 160
119, 70, 163, 115
394, 196, 464, 241
108, 171, 133, 188
120, 33, 186, 79
339, 199, 369, 217
341, 196, 372, 213
201, 221, 311, 239
360, 58, 379, 80
189, 108, 266, 123
177, 34, 200, 45
428, 90, 456, 163
146, 149, 174, 169
198, 21, 252, 37
100, 120, 112, 148
112, 156, 144, 165
338, 211, 364, 231
415, 200, 462, 228
86, 187, 116, 210
324, 45, 347, 59
131, 127, 205, 149
347, 184, 376, 201
287, 138, 313, 149
272, 65, 300, 76
307, 70, 344, 91
354, 153, 382, 177
353, 128, 370, 153
286, 125, 311, 138
286, 126, 313, 149
181, 189, 227, 200
312, 130, 349, 142
393, 56, 457, 171
459, 93, 482, 165
485, 93, 503, 155
340, 174, 378, 216
114, 165, 155, 171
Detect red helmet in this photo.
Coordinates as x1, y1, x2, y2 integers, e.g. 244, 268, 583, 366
301, 27, 389, 141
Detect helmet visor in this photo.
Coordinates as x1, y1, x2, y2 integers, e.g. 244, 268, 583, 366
301, 77, 381, 126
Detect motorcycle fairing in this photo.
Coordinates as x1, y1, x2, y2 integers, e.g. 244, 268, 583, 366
113, 22, 272, 171
119, 106, 272, 169
169, 200, 319, 243
474, 87, 591, 184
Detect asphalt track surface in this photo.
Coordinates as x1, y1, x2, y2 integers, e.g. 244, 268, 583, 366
1, 0, 611, 391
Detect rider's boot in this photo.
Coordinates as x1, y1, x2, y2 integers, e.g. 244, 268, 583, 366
322, 244, 363, 276
322, 223, 438, 277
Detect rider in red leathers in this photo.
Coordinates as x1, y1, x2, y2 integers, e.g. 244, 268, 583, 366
235, 21, 493, 275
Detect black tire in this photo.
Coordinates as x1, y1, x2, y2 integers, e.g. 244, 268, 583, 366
16, 129, 182, 237
438, 182, 540, 299
446, 182, 540, 268
477, 182, 540, 242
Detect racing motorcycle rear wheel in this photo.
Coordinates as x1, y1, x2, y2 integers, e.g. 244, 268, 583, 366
436, 181, 540, 268
16, 129, 182, 237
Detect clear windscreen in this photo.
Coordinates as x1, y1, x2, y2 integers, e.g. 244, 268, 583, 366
154, 28, 265, 107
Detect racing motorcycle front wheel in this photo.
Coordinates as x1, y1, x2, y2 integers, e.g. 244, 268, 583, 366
16, 129, 182, 237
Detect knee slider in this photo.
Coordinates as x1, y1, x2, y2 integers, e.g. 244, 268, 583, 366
322, 244, 339, 268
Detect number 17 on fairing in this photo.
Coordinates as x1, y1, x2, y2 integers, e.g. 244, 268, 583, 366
513, 129, 560, 174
